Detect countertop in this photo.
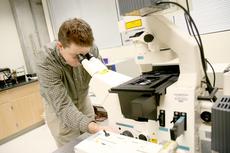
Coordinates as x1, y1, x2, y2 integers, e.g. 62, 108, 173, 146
0, 79, 38, 92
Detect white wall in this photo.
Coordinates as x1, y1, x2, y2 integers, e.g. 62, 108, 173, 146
201, 31, 230, 64
44, 0, 122, 49
0, 0, 26, 71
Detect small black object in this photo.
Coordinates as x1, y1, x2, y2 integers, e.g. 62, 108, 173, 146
158, 110, 165, 127
200, 111, 211, 122
170, 127, 177, 141
85, 53, 93, 60
138, 134, 147, 141
121, 130, 134, 138
103, 130, 110, 137
26, 73, 37, 77
144, 34, 154, 43
129, 31, 144, 38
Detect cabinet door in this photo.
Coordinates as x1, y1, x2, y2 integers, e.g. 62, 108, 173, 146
12, 98, 34, 131
7, 82, 44, 131
0, 103, 18, 139
30, 82, 44, 123
30, 92, 44, 123
0, 90, 9, 105
0, 82, 44, 141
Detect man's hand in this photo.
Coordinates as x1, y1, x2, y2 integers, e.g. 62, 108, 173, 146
87, 122, 117, 134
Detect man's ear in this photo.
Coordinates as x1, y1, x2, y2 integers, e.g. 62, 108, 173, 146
56, 41, 63, 49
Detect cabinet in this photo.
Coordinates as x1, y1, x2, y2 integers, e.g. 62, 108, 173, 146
0, 81, 44, 143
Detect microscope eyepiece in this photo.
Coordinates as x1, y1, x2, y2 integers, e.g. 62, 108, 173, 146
85, 53, 93, 60
77, 53, 94, 63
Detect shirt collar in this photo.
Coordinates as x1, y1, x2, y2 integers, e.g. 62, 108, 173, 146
54, 42, 68, 66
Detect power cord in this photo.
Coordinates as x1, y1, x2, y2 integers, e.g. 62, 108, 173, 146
156, 1, 217, 101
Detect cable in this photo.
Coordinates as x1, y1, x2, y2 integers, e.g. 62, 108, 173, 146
184, 0, 191, 35
185, 0, 190, 13
184, 15, 191, 35
156, 1, 215, 98
183, 9, 215, 96
185, 14, 201, 47
184, 14, 216, 90
205, 58, 216, 87
156, 1, 206, 69
183, 10, 216, 91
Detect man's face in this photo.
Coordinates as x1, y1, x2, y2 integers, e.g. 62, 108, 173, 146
58, 42, 91, 67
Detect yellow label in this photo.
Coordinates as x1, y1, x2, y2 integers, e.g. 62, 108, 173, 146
99, 69, 109, 75
125, 19, 142, 29
149, 138, 158, 144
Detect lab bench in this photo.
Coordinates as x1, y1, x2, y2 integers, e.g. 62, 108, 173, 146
0, 80, 44, 144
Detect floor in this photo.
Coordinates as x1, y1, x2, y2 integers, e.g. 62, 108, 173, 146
0, 124, 57, 153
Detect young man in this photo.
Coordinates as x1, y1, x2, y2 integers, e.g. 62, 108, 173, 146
36, 18, 110, 147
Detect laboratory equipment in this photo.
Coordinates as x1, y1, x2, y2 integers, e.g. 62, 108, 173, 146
74, 130, 173, 153
74, 0, 218, 153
